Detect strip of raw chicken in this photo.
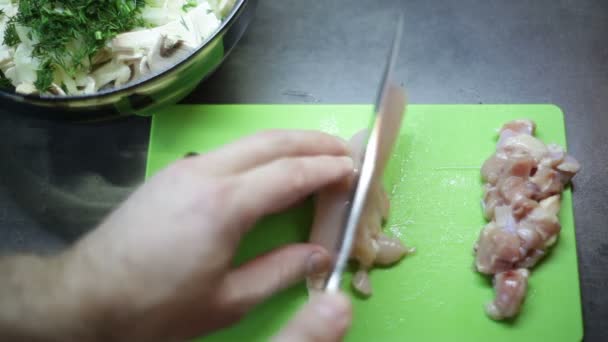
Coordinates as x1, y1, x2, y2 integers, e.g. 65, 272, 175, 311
474, 119, 580, 320
307, 130, 414, 296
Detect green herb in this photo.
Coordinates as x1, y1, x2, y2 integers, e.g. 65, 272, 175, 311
5, 0, 148, 91
182, 0, 198, 12
34, 60, 54, 92
3, 17, 20, 47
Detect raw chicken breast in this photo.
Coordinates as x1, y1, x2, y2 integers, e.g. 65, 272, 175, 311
486, 269, 530, 320
474, 119, 580, 320
307, 130, 414, 296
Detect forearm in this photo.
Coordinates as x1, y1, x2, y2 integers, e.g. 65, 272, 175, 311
0, 233, 188, 342
0, 250, 119, 342
0, 253, 75, 341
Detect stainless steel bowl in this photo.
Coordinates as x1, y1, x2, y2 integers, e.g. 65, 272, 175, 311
0, 0, 257, 122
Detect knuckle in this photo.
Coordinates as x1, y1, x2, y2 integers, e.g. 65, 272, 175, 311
204, 179, 236, 211
285, 159, 310, 194
187, 178, 236, 222
164, 158, 200, 182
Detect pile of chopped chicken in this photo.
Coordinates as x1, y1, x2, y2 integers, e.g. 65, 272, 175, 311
307, 130, 414, 296
474, 119, 580, 320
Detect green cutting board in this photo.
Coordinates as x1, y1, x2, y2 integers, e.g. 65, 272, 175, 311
146, 104, 583, 342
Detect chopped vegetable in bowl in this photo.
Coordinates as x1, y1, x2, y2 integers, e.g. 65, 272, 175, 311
0, 0, 235, 96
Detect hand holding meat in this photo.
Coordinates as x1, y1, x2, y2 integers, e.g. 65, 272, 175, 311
0, 130, 354, 342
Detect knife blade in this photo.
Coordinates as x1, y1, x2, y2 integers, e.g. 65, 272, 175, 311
324, 15, 407, 292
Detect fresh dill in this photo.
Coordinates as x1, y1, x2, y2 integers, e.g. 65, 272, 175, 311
3, 17, 20, 47
3, 0, 148, 91
35, 60, 54, 92
182, 0, 199, 12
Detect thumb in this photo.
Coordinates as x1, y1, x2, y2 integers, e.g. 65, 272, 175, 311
272, 292, 352, 342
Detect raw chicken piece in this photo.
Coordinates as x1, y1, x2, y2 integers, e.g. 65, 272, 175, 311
486, 269, 530, 320
481, 155, 508, 185
530, 166, 563, 197
376, 233, 410, 265
499, 133, 549, 161
502, 119, 537, 136
352, 270, 372, 296
482, 184, 504, 220
474, 119, 580, 320
474, 210, 521, 275
307, 130, 414, 296
481, 154, 536, 186
497, 176, 539, 219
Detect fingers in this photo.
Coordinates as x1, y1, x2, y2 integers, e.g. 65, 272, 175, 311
232, 155, 354, 227
192, 130, 349, 175
272, 292, 352, 342
220, 244, 330, 311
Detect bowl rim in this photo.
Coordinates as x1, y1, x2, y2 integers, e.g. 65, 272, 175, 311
0, 0, 247, 103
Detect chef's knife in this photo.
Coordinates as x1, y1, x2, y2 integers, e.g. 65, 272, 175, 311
324, 15, 407, 292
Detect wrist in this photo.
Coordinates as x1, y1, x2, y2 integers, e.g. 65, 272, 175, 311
60, 238, 136, 342
64, 233, 174, 342
0, 252, 93, 341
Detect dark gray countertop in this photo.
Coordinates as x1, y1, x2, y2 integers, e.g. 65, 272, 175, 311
0, 0, 606, 340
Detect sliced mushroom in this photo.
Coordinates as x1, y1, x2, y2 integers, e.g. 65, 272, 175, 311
82, 79, 96, 94
114, 68, 132, 88
75, 75, 96, 95
110, 5, 204, 54
91, 48, 113, 66
147, 35, 195, 74
48, 83, 66, 96
111, 29, 163, 55
128, 56, 150, 82
15, 82, 37, 95
115, 51, 146, 64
